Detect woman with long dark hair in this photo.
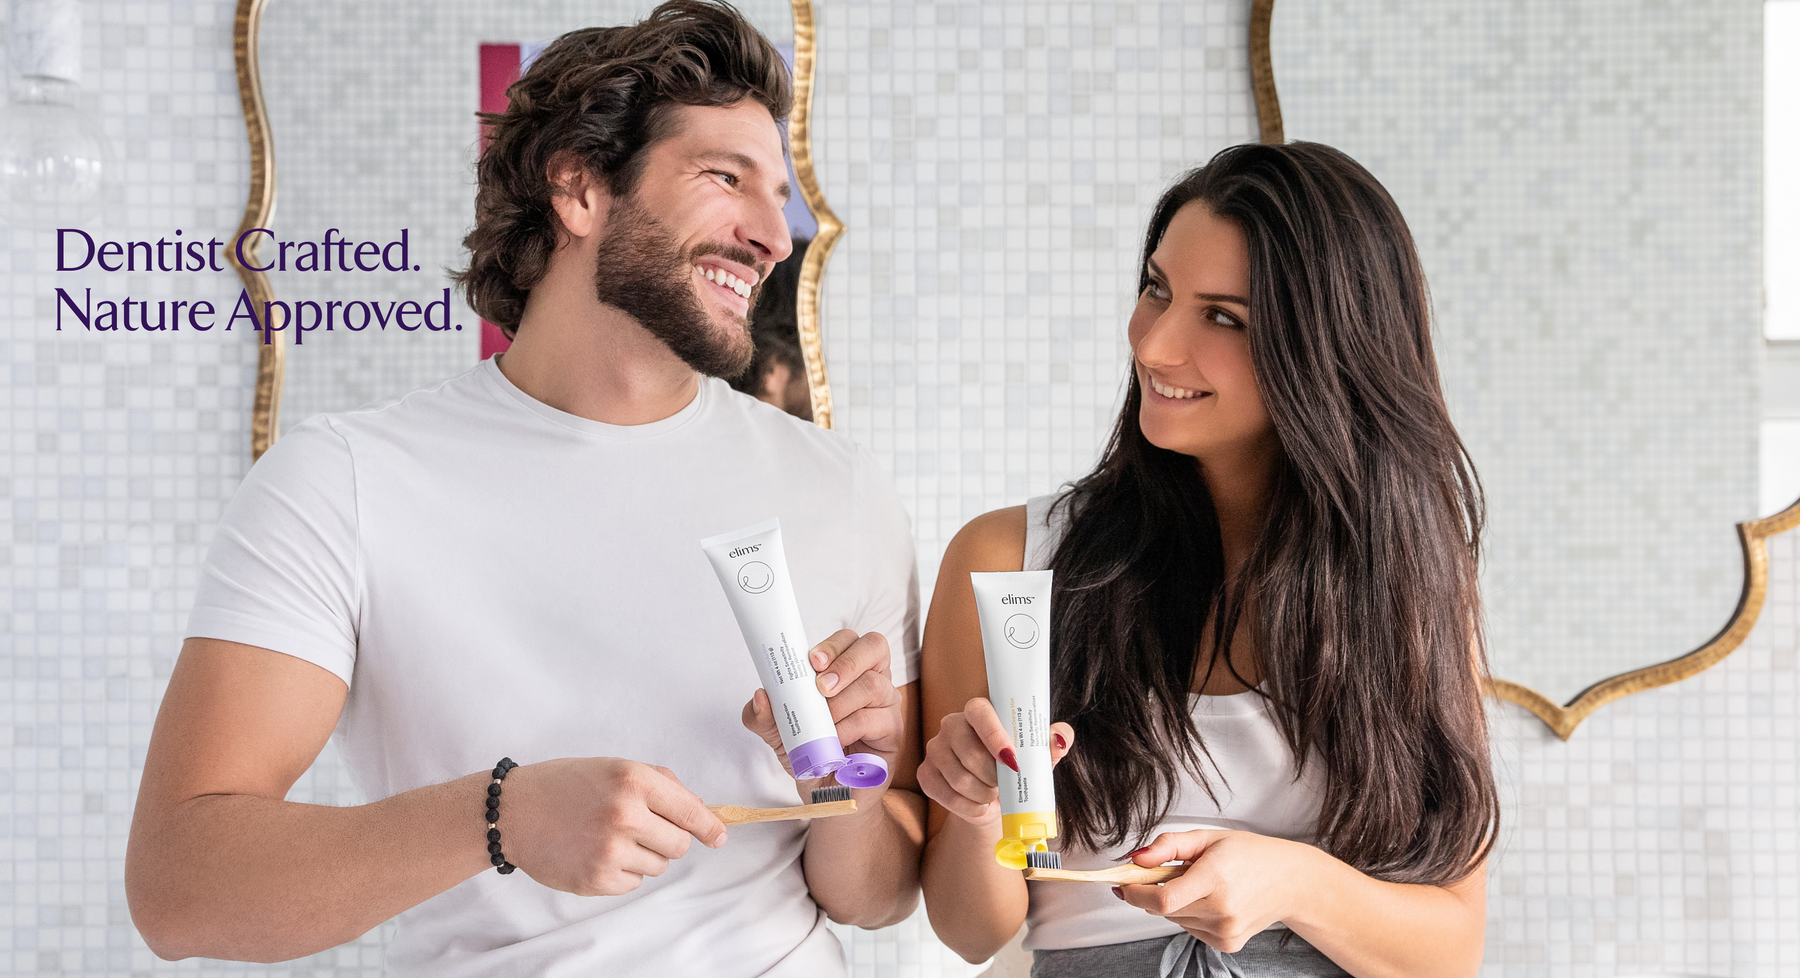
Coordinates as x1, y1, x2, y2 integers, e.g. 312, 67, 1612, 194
917, 142, 1497, 976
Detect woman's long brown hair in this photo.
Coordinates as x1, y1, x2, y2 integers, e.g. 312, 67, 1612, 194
1049, 142, 1497, 885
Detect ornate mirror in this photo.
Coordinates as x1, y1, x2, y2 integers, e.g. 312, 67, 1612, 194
229, 0, 840, 458
1264, 0, 1800, 736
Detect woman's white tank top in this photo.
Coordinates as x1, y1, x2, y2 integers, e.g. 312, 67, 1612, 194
1019, 493, 1327, 951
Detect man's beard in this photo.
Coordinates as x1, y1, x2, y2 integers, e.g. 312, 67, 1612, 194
592, 193, 760, 379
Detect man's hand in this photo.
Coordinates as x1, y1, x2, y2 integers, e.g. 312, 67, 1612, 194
741, 629, 904, 783
503, 757, 728, 897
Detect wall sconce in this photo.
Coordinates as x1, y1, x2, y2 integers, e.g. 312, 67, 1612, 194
0, 0, 110, 229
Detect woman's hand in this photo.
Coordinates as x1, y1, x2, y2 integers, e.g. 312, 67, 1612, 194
1115, 830, 1318, 952
916, 696, 1074, 826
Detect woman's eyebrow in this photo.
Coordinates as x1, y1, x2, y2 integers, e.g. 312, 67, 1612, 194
1146, 259, 1248, 305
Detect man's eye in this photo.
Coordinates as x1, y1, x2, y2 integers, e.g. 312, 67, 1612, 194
709, 171, 739, 187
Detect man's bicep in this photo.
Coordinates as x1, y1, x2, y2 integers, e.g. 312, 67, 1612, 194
139, 638, 349, 810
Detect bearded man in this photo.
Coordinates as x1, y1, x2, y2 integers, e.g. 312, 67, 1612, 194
124, 4, 925, 975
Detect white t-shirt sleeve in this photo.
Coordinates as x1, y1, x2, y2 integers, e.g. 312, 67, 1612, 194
184, 417, 361, 687
852, 447, 921, 687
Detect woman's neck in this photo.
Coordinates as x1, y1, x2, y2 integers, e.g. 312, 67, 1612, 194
1197, 436, 1282, 576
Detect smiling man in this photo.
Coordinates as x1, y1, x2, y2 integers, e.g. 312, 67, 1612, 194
124, 4, 924, 976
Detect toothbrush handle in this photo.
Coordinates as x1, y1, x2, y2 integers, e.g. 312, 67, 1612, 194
706, 800, 857, 826
1024, 863, 1187, 884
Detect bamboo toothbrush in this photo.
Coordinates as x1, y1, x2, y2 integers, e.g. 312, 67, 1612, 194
1021, 850, 1186, 884
707, 784, 855, 826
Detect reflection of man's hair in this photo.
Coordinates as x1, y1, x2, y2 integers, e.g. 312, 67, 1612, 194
453, 1, 792, 338
730, 238, 812, 420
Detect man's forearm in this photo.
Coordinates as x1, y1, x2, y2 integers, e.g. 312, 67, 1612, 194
126, 772, 491, 963
801, 785, 927, 928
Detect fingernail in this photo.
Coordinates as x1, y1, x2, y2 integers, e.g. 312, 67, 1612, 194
820, 673, 839, 692
1125, 846, 1151, 857
712, 833, 726, 848
998, 748, 1020, 773
1111, 886, 1123, 901
1053, 732, 1067, 750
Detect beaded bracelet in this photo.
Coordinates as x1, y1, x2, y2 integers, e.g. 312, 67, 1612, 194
485, 757, 519, 875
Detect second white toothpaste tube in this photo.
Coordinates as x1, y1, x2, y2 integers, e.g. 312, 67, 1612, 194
971, 570, 1058, 868
701, 518, 888, 789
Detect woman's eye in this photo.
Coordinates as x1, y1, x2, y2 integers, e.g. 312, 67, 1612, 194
1143, 281, 1171, 301
1207, 308, 1243, 329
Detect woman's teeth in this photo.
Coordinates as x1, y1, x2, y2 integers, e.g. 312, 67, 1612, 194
699, 265, 753, 299
1150, 377, 1206, 400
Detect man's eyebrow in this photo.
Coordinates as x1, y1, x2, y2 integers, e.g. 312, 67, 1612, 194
697, 150, 792, 202
1145, 259, 1249, 306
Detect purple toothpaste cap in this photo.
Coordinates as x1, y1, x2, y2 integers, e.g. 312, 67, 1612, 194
787, 737, 891, 788
836, 752, 889, 788
789, 736, 848, 782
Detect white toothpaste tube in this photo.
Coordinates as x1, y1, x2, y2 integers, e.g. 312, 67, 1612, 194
970, 570, 1058, 868
701, 518, 888, 788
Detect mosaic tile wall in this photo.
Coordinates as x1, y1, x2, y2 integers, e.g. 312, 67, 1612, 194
1269, 0, 1763, 706
2, 1, 1796, 977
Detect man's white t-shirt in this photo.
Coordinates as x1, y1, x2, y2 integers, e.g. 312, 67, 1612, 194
185, 357, 920, 978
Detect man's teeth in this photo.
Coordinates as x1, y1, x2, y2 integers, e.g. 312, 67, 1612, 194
699, 265, 753, 299
1150, 377, 1205, 400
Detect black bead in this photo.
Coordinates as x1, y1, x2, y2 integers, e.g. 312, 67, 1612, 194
487, 783, 502, 797
487, 829, 501, 843
491, 853, 506, 867
492, 766, 507, 779
497, 862, 516, 875
488, 841, 504, 855
500, 757, 517, 770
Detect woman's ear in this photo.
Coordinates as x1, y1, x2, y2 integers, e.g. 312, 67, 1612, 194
547, 153, 609, 241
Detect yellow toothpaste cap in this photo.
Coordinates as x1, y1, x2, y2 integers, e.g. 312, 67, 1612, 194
994, 810, 1059, 869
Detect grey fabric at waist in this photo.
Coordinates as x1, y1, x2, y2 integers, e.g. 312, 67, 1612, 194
1031, 931, 1351, 978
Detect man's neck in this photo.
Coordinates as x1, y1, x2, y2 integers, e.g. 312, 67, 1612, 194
496, 267, 701, 427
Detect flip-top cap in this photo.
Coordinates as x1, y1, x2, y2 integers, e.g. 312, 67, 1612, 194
836, 752, 889, 788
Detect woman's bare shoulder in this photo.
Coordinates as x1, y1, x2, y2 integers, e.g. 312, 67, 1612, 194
943, 506, 1028, 575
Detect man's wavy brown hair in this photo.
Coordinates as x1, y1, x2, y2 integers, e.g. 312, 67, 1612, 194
453, 1, 792, 338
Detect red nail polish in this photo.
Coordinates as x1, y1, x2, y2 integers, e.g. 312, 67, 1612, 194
1125, 846, 1151, 857
1111, 886, 1124, 901
998, 748, 1020, 773
1053, 732, 1067, 750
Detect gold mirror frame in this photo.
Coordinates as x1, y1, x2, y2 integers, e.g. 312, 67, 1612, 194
1250, 0, 1800, 739
230, 0, 839, 461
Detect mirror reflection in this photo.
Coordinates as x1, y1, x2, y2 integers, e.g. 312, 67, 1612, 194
259, 0, 812, 435
1269, 0, 1759, 704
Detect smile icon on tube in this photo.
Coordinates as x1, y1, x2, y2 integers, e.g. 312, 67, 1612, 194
1004, 613, 1039, 649
738, 561, 774, 593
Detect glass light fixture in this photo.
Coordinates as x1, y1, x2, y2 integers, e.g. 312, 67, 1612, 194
0, 0, 110, 229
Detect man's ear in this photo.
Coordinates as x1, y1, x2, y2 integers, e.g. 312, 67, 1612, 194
547, 153, 610, 241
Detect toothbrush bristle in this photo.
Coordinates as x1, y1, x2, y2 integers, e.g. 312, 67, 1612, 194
810, 784, 852, 805
1024, 849, 1063, 870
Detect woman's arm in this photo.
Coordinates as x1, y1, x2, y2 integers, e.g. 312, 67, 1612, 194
1119, 830, 1486, 978
917, 507, 1041, 963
